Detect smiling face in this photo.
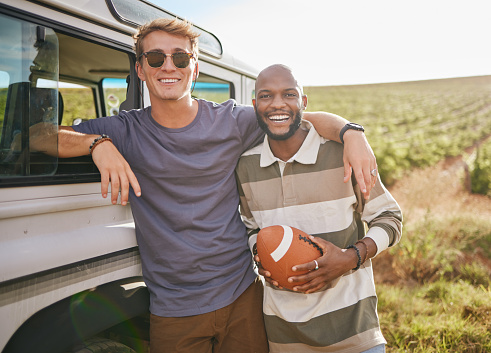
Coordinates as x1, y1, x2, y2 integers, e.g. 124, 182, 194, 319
253, 65, 307, 140
136, 30, 198, 104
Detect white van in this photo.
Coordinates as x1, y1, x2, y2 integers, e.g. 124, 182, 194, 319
0, 1, 257, 352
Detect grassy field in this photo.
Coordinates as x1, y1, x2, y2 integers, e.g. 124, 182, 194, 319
305, 75, 491, 185
306, 77, 490, 352
303, 77, 491, 352
59, 87, 97, 125
374, 151, 491, 352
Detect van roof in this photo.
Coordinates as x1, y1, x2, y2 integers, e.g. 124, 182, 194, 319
29, 0, 258, 78
107, 0, 223, 58
36, 0, 223, 58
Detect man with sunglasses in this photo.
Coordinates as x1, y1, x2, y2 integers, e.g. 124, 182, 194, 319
56, 18, 378, 353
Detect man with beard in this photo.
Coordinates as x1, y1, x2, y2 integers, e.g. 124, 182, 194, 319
236, 64, 403, 353
49, 18, 383, 353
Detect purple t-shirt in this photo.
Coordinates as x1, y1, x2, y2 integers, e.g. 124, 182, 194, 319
73, 99, 264, 317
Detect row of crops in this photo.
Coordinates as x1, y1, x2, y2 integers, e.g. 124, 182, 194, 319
304, 75, 491, 185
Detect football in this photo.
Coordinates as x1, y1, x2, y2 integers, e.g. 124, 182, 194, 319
256, 225, 323, 290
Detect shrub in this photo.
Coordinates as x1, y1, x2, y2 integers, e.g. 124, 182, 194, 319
470, 140, 491, 197
388, 213, 491, 284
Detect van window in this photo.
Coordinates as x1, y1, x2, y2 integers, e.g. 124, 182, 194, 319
193, 81, 230, 103
102, 78, 128, 116
0, 13, 133, 183
59, 82, 97, 126
0, 71, 9, 134
57, 32, 130, 124
0, 10, 243, 184
0, 14, 59, 177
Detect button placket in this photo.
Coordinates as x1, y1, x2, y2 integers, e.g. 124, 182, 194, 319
282, 162, 297, 206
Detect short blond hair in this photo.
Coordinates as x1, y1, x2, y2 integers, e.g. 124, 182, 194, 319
133, 18, 200, 62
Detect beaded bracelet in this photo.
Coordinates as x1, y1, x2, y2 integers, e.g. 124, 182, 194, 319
355, 239, 369, 264
89, 134, 112, 155
346, 244, 362, 271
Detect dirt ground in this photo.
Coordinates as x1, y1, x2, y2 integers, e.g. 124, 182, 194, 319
373, 146, 491, 284
389, 155, 491, 222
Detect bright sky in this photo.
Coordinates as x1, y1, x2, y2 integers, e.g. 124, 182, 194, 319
150, 0, 491, 86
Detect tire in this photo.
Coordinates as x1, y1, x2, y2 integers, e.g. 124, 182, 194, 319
72, 337, 137, 353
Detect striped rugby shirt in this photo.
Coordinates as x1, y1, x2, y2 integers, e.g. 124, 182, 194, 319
236, 120, 403, 353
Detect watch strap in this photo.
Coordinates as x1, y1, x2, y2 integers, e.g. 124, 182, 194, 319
339, 123, 364, 144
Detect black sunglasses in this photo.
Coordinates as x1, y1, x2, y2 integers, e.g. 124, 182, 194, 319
139, 51, 195, 69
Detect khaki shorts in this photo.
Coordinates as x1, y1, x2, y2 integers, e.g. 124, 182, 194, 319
149, 277, 268, 353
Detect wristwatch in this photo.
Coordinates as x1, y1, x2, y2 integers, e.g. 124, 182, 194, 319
339, 123, 364, 144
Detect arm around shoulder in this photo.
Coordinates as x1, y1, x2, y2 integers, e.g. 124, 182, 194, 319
303, 112, 377, 199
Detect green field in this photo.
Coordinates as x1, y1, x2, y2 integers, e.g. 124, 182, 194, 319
303, 76, 491, 352
305, 75, 491, 185
376, 206, 491, 352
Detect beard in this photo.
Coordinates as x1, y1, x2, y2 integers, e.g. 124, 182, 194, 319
256, 110, 303, 141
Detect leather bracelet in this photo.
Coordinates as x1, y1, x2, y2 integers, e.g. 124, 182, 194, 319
346, 244, 362, 271
90, 134, 112, 155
